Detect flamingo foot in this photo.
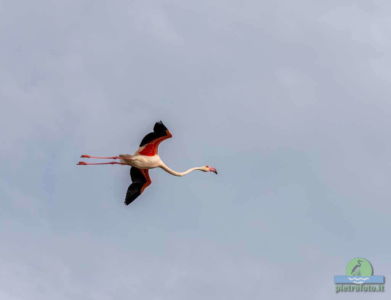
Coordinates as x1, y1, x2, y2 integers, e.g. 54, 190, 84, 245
81, 155, 90, 158
77, 161, 87, 165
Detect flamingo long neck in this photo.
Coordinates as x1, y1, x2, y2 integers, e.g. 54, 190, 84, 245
160, 163, 204, 177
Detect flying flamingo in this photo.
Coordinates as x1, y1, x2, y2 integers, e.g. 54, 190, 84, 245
77, 121, 218, 205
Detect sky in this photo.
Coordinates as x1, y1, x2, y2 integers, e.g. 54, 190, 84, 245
1, 0, 391, 299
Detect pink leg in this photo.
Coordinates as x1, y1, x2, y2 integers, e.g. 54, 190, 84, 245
77, 161, 125, 165
81, 155, 120, 159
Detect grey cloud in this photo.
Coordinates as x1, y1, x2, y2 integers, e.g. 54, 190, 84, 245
1, 0, 390, 299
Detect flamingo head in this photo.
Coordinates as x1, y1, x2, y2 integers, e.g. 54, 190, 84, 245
204, 165, 218, 174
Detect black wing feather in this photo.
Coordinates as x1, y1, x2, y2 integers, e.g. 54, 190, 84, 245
125, 167, 147, 205
139, 121, 169, 147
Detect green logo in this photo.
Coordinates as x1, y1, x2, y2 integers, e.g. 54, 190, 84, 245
345, 258, 373, 277
334, 257, 385, 293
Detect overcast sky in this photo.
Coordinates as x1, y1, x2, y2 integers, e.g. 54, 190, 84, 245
1, 0, 391, 299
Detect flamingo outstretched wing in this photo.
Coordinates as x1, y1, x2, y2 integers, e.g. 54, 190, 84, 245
137, 121, 172, 156
125, 167, 151, 205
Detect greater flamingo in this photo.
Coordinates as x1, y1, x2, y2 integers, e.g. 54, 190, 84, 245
77, 121, 218, 205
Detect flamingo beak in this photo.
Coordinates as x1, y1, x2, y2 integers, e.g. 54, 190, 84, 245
209, 167, 218, 174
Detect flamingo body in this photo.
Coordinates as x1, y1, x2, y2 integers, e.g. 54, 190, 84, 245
119, 154, 162, 169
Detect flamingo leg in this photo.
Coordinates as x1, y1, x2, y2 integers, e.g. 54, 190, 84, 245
77, 161, 125, 166
81, 155, 120, 159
